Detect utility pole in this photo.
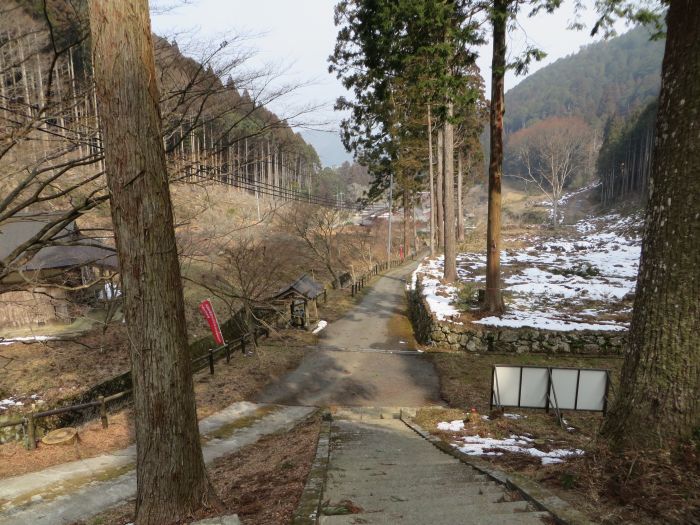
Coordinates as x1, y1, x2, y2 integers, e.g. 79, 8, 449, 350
387, 172, 393, 263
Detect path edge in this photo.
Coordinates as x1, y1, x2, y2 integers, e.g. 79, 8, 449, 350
291, 412, 332, 525
400, 414, 597, 525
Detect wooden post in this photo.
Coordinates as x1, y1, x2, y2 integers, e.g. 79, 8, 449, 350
225, 344, 231, 364
241, 337, 246, 355
26, 414, 36, 450
100, 396, 108, 428
351, 283, 356, 297
208, 349, 214, 375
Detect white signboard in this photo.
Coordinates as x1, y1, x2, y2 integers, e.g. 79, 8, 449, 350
491, 365, 609, 413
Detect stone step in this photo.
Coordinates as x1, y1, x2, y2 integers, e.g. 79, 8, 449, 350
325, 470, 490, 491
319, 510, 550, 525
323, 480, 505, 502
327, 462, 485, 481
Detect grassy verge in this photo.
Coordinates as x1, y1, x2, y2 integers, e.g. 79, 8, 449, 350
73, 414, 322, 525
421, 351, 699, 524
0, 335, 307, 479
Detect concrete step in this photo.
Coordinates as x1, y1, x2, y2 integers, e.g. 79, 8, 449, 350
323, 480, 505, 502
325, 471, 490, 492
327, 462, 486, 481
324, 493, 530, 513
319, 510, 550, 525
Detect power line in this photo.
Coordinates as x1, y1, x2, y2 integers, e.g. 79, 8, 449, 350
189, 166, 361, 211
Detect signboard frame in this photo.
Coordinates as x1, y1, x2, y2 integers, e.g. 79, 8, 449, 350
490, 364, 611, 415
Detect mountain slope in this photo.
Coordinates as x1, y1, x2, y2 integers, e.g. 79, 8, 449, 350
505, 26, 665, 134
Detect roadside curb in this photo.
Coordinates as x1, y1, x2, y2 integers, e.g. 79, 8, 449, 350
400, 414, 596, 525
291, 412, 332, 525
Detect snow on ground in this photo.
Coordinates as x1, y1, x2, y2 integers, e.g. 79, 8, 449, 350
412, 212, 641, 331
437, 420, 583, 465
312, 320, 328, 334
0, 335, 59, 346
0, 394, 42, 412
410, 257, 462, 322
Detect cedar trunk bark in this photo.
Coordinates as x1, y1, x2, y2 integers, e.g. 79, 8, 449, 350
436, 127, 445, 250
427, 105, 435, 257
601, 0, 700, 449
88, 2, 213, 523
457, 149, 464, 242
442, 105, 456, 282
402, 189, 409, 258
484, 0, 507, 313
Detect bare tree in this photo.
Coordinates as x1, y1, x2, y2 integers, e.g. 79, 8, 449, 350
511, 117, 591, 225
281, 203, 350, 288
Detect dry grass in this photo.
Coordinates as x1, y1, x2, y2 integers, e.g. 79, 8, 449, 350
424, 350, 700, 524
72, 414, 322, 525
0, 410, 134, 479
0, 334, 307, 479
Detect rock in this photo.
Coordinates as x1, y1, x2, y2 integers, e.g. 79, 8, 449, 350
431, 330, 445, 342
499, 330, 519, 343
446, 333, 460, 344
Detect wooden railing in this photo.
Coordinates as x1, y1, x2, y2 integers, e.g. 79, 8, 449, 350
0, 326, 268, 450
350, 251, 419, 297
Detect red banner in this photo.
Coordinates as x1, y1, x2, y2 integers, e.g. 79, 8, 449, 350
198, 299, 225, 346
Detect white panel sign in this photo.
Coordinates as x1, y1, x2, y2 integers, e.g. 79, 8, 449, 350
550, 369, 578, 410
520, 367, 549, 408
491, 365, 610, 413
492, 366, 521, 407
577, 370, 607, 411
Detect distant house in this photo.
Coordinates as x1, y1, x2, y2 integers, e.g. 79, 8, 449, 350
0, 213, 119, 329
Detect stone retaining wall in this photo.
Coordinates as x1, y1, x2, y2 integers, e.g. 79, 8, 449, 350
407, 282, 626, 355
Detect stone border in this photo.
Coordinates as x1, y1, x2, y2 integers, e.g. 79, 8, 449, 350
291, 412, 332, 525
407, 278, 626, 355
400, 415, 596, 525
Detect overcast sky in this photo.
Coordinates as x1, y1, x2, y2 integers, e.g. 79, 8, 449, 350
151, 0, 630, 165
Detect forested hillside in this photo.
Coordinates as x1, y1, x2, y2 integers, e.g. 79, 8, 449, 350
505, 25, 664, 135
503, 26, 664, 206
1, 0, 323, 224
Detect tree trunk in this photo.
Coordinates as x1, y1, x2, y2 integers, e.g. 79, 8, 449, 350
601, 0, 700, 450
427, 105, 435, 256
436, 127, 444, 250
88, 2, 214, 523
457, 149, 464, 242
402, 189, 409, 258
484, 0, 507, 313
442, 105, 456, 282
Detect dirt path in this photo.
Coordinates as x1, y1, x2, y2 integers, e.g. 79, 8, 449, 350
255, 263, 443, 407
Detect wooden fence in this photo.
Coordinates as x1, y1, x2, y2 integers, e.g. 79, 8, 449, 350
0, 326, 267, 450
1, 250, 425, 450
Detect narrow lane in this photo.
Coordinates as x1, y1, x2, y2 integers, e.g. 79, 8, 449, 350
255, 262, 443, 407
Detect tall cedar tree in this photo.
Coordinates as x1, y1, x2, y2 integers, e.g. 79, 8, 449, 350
601, 0, 699, 449
88, 1, 215, 523
331, 0, 482, 281
484, 0, 562, 312
484, 0, 508, 312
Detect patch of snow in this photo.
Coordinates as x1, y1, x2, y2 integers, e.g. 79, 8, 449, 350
503, 413, 525, 420
410, 256, 462, 322
414, 211, 642, 332
312, 320, 328, 335
453, 434, 584, 465
0, 335, 59, 346
437, 419, 465, 432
